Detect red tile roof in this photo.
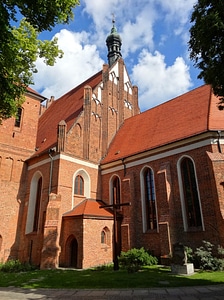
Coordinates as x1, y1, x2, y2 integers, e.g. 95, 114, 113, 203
102, 85, 223, 164
35, 71, 102, 154
63, 199, 113, 219
27, 86, 41, 95
26, 87, 45, 101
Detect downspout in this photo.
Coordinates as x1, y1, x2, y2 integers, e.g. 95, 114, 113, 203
48, 148, 56, 195
217, 131, 222, 153
122, 158, 126, 177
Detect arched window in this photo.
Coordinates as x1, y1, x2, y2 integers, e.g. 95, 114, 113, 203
74, 123, 81, 138
33, 177, 42, 232
26, 172, 43, 234
72, 170, 90, 207
74, 175, 84, 195
101, 227, 110, 246
112, 176, 120, 205
101, 230, 106, 244
14, 107, 23, 128
143, 168, 157, 231
179, 157, 202, 229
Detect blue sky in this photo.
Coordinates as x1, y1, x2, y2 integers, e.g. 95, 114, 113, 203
32, 0, 203, 111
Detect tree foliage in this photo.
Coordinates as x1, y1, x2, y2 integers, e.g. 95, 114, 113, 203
0, 0, 79, 119
118, 247, 158, 273
189, 0, 224, 108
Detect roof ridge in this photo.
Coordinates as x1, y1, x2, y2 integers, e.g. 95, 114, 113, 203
56, 70, 102, 101
63, 198, 113, 218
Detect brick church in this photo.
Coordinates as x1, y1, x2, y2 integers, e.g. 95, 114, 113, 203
0, 22, 224, 269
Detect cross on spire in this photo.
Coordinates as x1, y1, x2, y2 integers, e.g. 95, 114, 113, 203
112, 13, 115, 25
106, 14, 122, 66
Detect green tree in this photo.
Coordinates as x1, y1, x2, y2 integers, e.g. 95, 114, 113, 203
189, 0, 224, 108
0, 0, 79, 119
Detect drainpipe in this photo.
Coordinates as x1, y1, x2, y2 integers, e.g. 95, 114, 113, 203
217, 131, 222, 153
48, 148, 56, 195
121, 158, 126, 177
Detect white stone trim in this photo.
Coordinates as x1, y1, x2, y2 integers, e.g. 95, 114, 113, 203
72, 169, 91, 207
101, 138, 215, 175
28, 154, 99, 170
25, 171, 43, 234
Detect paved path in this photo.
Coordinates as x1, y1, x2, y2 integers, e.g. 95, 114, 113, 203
0, 285, 224, 300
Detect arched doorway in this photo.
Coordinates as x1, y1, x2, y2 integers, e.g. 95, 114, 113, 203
70, 238, 78, 268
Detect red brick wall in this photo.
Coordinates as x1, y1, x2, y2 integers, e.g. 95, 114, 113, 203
59, 217, 84, 268
20, 154, 102, 267
57, 216, 114, 269
82, 218, 113, 268
206, 151, 224, 247
101, 143, 224, 259
0, 94, 41, 151
65, 60, 139, 165
0, 93, 41, 263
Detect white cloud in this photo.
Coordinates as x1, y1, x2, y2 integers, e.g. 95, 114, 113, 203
82, 0, 195, 52
131, 50, 192, 110
156, 0, 196, 40
82, 0, 157, 56
121, 8, 156, 58
33, 29, 104, 99
156, 0, 195, 25
31, 1, 199, 110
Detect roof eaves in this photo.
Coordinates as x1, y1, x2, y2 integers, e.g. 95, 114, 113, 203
101, 129, 211, 166
26, 88, 46, 102
63, 214, 113, 220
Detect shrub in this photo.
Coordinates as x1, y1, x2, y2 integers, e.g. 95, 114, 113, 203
93, 264, 113, 271
218, 245, 224, 258
184, 246, 194, 263
0, 259, 36, 273
118, 247, 158, 273
194, 241, 224, 271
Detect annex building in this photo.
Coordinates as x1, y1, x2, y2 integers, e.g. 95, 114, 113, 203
0, 22, 224, 269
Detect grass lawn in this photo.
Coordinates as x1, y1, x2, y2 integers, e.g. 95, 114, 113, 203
0, 266, 224, 289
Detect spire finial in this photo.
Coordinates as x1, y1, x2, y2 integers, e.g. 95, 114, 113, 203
112, 13, 115, 26
106, 13, 122, 66
110, 13, 117, 34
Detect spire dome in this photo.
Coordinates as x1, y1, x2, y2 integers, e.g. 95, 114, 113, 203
106, 17, 122, 66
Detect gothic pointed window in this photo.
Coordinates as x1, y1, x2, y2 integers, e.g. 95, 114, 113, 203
101, 230, 106, 244
180, 157, 202, 229
143, 168, 157, 230
101, 227, 110, 246
74, 175, 84, 195
25, 172, 43, 234
33, 177, 42, 232
112, 176, 120, 205
72, 170, 91, 207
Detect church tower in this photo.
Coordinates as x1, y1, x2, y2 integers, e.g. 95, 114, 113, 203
101, 19, 139, 156
106, 18, 122, 66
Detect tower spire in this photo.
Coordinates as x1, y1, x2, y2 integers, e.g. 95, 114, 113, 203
112, 13, 115, 25
106, 16, 122, 67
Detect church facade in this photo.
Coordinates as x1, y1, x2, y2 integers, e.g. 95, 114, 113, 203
0, 23, 224, 269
